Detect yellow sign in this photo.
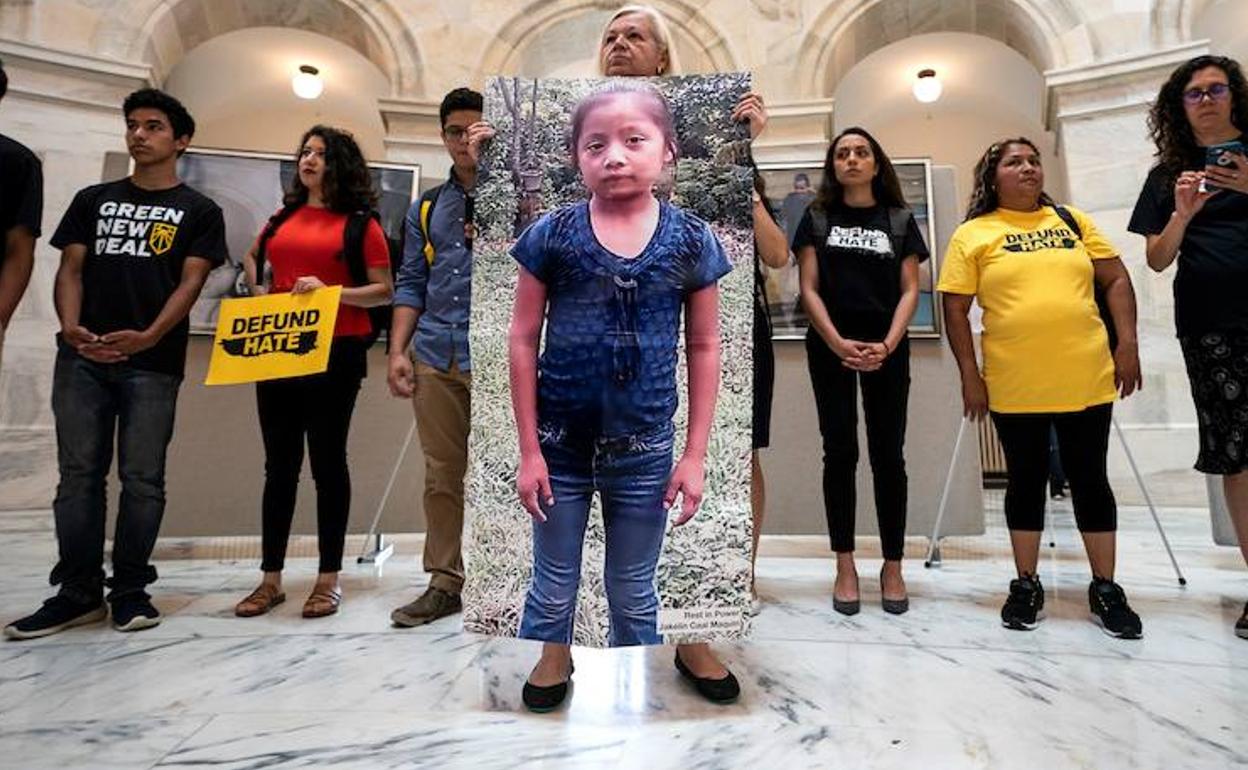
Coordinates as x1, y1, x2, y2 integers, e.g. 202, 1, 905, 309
205, 286, 341, 386
149, 222, 177, 255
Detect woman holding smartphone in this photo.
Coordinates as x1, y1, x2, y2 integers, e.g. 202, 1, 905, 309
1129, 55, 1248, 641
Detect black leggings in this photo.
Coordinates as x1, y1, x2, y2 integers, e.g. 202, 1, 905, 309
990, 403, 1117, 533
807, 334, 910, 560
256, 340, 366, 573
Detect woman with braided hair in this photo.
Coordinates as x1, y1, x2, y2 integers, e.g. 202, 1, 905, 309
938, 137, 1144, 639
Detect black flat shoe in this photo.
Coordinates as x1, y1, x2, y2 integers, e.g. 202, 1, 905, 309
522, 663, 573, 713
674, 652, 740, 703
833, 597, 860, 616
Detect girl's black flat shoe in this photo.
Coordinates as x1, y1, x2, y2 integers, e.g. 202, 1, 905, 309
522, 663, 574, 713
674, 653, 740, 703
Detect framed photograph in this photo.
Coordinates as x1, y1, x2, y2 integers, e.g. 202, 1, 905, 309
757, 158, 940, 339
172, 148, 420, 334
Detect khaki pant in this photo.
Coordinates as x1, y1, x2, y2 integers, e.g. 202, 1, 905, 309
413, 358, 471, 593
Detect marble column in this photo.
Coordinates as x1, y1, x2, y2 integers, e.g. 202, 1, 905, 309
1047, 41, 1217, 507
0, 40, 150, 507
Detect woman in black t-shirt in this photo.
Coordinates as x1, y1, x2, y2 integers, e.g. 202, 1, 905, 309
1128, 55, 1248, 641
793, 127, 929, 616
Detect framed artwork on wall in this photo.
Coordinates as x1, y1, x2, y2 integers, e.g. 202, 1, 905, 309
757, 158, 940, 339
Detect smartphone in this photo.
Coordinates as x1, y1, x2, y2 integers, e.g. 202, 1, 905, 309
1202, 140, 1245, 192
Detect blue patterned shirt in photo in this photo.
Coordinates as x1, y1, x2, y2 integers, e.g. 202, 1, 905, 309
511, 200, 731, 440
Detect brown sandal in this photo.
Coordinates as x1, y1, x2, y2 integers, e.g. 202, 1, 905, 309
235, 584, 286, 617
302, 586, 342, 618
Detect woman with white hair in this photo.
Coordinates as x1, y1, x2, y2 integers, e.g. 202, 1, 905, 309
518, 3, 773, 711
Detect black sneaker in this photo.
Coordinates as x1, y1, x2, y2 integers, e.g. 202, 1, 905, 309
1235, 601, 1247, 641
1001, 575, 1045, 631
1088, 578, 1142, 639
110, 594, 161, 632
3, 595, 107, 640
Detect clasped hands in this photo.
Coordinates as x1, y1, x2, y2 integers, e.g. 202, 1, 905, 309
63, 325, 154, 363
833, 338, 890, 371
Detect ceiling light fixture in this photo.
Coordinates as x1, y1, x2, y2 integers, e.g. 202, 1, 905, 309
292, 64, 324, 100
913, 68, 942, 104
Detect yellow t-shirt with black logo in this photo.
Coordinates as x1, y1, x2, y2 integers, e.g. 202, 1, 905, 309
936, 206, 1118, 414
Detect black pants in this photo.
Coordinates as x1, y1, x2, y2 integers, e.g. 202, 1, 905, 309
807, 334, 910, 560
256, 340, 366, 573
990, 403, 1116, 533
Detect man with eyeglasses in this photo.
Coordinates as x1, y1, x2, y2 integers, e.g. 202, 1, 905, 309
1130, 55, 1248, 641
388, 87, 491, 627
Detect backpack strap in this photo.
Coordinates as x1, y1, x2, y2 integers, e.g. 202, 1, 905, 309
417, 185, 443, 266
809, 205, 828, 246
886, 206, 911, 259
253, 203, 300, 288
1051, 204, 1083, 240
341, 210, 380, 287
1050, 204, 1117, 352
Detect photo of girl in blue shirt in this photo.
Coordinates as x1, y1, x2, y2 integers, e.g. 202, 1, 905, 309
508, 81, 732, 652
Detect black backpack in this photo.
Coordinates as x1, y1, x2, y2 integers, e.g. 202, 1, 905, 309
1050, 205, 1119, 353
254, 205, 399, 350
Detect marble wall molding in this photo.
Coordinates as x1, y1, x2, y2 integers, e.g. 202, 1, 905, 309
1152, 0, 1215, 47
470, 0, 743, 82
92, 0, 425, 98
793, 0, 1094, 100
1046, 40, 1210, 125
0, 39, 151, 111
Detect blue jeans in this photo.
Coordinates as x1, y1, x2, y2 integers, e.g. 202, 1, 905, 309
519, 422, 674, 646
50, 346, 181, 602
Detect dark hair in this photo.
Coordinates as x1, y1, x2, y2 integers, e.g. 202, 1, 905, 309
794, 173, 810, 186
964, 137, 1054, 220
284, 125, 378, 213
1147, 55, 1248, 183
122, 88, 195, 142
439, 87, 483, 127
813, 127, 906, 213
569, 81, 678, 172
0, 57, 7, 102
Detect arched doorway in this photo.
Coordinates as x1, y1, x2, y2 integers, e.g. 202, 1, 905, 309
91, 0, 422, 98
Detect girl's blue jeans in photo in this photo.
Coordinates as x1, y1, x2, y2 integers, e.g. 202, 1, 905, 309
519, 422, 674, 646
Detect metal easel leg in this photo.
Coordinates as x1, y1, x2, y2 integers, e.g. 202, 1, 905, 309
356, 417, 417, 567
925, 416, 970, 568
1112, 416, 1186, 586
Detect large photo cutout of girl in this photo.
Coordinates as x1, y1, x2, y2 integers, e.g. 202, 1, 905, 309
465, 74, 754, 647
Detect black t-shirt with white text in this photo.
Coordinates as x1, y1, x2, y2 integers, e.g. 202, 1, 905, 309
50, 178, 227, 376
793, 203, 929, 339
0, 133, 44, 248
1128, 143, 1248, 337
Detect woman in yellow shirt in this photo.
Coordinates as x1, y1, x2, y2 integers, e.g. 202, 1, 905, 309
937, 138, 1144, 639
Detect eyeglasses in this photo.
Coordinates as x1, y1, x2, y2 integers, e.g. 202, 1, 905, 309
1183, 83, 1231, 105
443, 126, 469, 141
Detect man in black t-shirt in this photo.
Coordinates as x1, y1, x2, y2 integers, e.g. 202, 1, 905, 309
0, 58, 43, 373
3, 89, 226, 640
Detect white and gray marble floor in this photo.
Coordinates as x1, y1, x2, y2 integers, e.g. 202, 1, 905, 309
0, 498, 1246, 770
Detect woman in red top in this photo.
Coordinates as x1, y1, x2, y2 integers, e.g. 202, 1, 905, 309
235, 125, 393, 619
